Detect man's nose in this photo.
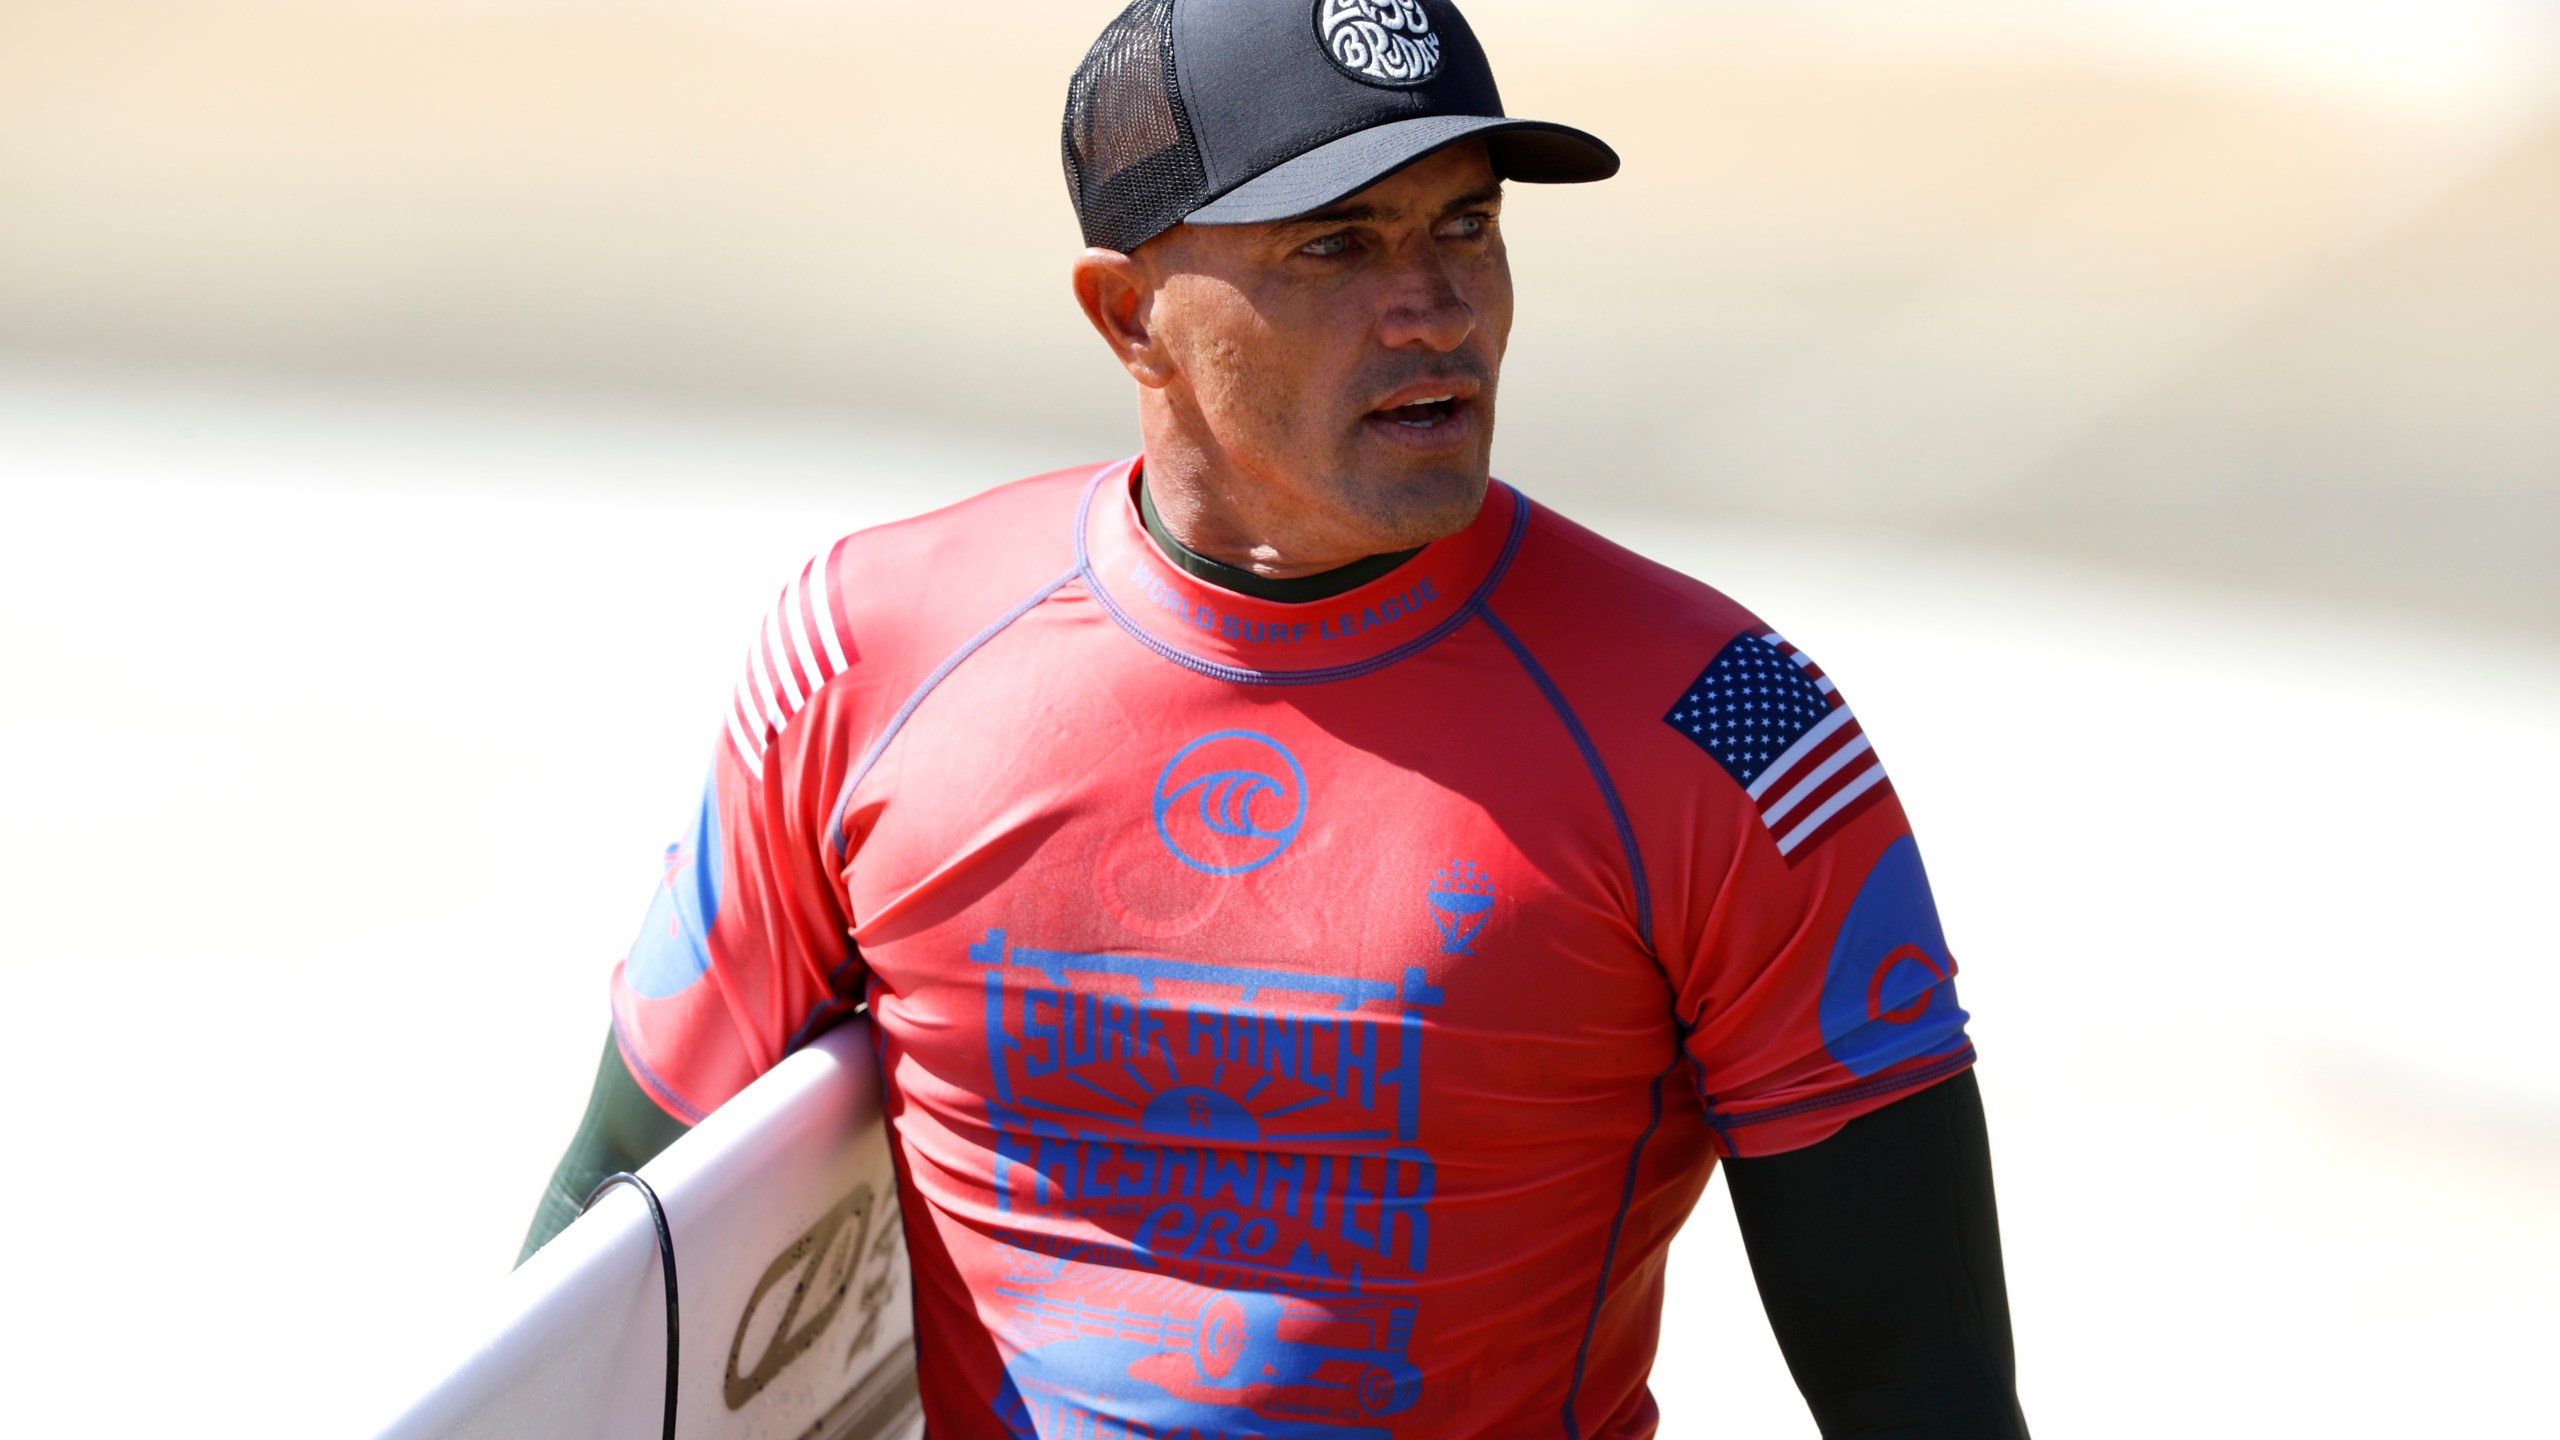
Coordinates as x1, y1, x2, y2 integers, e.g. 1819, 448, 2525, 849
1376, 247, 1475, 353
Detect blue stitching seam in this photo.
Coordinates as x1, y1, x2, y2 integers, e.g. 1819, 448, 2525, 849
783, 997, 859, 1056
1474, 604, 1667, 1438
1685, 1058, 1742, 1157
610, 1014, 709, 1125
1560, 1064, 1675, 1440
1477, 606, 1656, 953
825, 953, 865, 993
827, 565, 1082, 864
1716, 1044, 1979, 1135
1077, 462, 1531, 688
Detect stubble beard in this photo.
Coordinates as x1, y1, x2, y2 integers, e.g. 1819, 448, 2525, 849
1315, 449, 1491, 554
1318, 384, 1498, 553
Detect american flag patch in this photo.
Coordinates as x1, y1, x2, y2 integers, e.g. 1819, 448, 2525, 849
1665, 631, 1895, 863
726, 539, 857, 779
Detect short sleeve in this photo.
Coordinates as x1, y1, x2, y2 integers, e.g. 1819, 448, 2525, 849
1664, 629, 1976, 1157
608, 544, 869, 1122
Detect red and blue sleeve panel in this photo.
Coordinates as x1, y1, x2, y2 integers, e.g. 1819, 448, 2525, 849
608, 544, 869, 1124
1653, 625, 1976, 1157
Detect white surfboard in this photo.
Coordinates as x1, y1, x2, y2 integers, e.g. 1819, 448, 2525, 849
369, 1022, 922, 1440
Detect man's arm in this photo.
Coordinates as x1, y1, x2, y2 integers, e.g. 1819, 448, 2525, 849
516, 1032, 694, 1266
1722, 1070, 2029, 1439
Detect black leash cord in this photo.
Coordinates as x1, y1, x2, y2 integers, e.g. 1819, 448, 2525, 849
581, 1171, 679, 1440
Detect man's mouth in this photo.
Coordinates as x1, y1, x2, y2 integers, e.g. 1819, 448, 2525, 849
1374, 395, 1464, 429
1361, 375, 1484, 451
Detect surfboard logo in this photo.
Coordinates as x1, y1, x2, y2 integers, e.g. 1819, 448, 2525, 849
725, 1183, 904, 1413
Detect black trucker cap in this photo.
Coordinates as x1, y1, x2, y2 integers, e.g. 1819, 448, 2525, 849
1064, 0, 1620, 253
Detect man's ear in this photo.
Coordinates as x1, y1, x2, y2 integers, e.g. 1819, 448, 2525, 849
1072, 247, 1176, 389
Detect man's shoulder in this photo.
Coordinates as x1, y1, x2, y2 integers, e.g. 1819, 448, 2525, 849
734, 462, 1102, 717
723, 462, 1110, 770
1491, 491, 1913, 886
1501, 488, 1765, 657
816, 461, 1108, 633
833, 461, 1105, 584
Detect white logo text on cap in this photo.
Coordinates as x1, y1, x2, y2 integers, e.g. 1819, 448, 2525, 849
1317, 0, 1443, 88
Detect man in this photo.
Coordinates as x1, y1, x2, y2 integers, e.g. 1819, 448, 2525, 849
523, 2, 2029, 1436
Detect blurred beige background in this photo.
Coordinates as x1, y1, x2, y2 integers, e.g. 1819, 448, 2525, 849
4, 4, 2559, 1436
5, 0, 2556, 636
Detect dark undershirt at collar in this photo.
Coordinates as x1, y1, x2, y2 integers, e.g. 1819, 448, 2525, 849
1138, 480, 1423, 605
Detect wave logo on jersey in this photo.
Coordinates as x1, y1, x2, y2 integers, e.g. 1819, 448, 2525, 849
1819, 836, 1971, 1078
1427, 860, 1495, 954
1154, 731, 1308, 876
1316, 0, 1443, 89
623, 779, 724, 999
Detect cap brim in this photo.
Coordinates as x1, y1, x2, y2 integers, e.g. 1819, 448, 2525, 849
1183, 114, 1619, 229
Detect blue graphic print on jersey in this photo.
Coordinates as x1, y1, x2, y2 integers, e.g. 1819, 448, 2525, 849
991, 1255, 1413, 1440
1819, 836, 1970, 1078
623, 777, 723, 999
972, 929, 1441, 1437
1426, 861, 1495, 955
1154, 731, 1309, 875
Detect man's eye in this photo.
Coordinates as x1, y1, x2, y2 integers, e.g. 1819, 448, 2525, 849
1441, 213, 1491, 240
1300, 233, 1354, 258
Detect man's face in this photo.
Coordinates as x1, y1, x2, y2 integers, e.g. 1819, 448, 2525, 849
1137, 143, 1512, 556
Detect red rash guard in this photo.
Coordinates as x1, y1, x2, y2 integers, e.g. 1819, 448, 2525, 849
610, 461, 1976, 1440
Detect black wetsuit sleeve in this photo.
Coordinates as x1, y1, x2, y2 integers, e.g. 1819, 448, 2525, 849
1720, 1070, 2030, 1438
516, 1032, 695, 1266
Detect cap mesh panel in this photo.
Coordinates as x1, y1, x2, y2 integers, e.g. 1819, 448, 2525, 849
1063, 0, 1209, 253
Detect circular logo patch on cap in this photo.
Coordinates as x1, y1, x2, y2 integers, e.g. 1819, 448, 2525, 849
1316, 0, 1443, 88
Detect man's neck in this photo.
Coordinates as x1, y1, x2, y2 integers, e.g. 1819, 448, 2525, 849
1137, 478, 1420, 604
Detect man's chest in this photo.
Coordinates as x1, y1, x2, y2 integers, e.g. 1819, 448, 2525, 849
834, 623, 1682, 1154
